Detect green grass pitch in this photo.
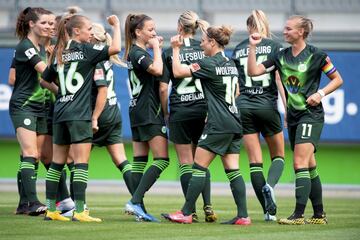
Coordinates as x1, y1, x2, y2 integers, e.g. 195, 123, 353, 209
0, 192, 359, 240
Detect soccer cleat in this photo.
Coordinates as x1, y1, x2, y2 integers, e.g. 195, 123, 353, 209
262, 183, 277, 215
28, 201, 47, 216
15, 202, 29, 215
278, 213, 305, 225
161, 211, 192, 224
44, 210, 70, 221
203, 205, 217, 222
306, 213, 328, 224
125, 201, 152, 221
61, 208, 75, 217
192, 212, 199, 223
72, 211, 102, 222
264, 212, 277, 221
56, 198, 75, 213
221, 216, 251, 225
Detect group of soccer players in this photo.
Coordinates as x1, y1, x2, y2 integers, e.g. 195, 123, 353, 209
9, 6, 343, 225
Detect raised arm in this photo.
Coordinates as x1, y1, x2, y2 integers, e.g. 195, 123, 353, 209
247, 33, 267, 77
146, 36, 163, 76
107, 15, 121, 56
171, 35, 191, 78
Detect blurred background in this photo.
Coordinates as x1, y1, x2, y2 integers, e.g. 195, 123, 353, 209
0, 0, 359, 183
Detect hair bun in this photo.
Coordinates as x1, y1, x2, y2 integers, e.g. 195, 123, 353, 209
23, 7, 31, 15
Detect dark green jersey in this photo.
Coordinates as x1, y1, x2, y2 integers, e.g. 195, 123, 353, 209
10, 38, 46, 116
233, 38, 282, 109
160, 38, 207, 122
92, 60, 121, 127
263, 44, 329, 125
191, 52, 242, 134
43, 40, 109, 123
127, 44, 164, 127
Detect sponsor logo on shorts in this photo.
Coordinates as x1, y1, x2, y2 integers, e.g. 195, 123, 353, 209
161, 126, 167, 134
24, 118, 31, 126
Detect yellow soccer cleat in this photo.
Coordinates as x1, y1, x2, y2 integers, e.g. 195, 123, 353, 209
278, 213, 305, 225
72, 211, 102, 222
306, 213, 328, 225
44, 210, 70, 221
203, 205, 217, 223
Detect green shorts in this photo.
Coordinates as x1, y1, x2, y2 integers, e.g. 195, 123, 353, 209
288, 122, 323, 152
198, 133, 242, 156
169, 118, 205, 144
93, 122, 123, 147
131, 124, 167, 142
53, 120, 92, 145
240, 108, 282, 137
10, 113, 48, 134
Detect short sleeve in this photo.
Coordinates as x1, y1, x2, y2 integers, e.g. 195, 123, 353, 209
132, 48, 153, 71
321, 55, 337, 77
15, 40, 42, 67
190, 58, 212, 80
84, 43, 110, 65
93, 63, 107, 87
10, 57, 15, 69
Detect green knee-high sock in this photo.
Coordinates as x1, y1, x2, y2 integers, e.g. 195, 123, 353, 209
73, 163, 88, 213
226, 169, 248, 218
67, 162, 75, 201
43, 163, 68, 202
309, 166, 324, 216
45, 162, 65, 211
131, 156, 148, 192
58, 170, 70, 201
249, 163, 266, 213
17, 155, 27, 204
181, 163, 207, 216
267, 156, 285, 188
179, 164, 196, 212
202, 169, 212, 206
131, 158, 169, 204
118, 160, 134, 195
20, 157, 38, 203
294, 168, 311, 215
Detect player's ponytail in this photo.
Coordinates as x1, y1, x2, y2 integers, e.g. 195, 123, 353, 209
178, 10, 209, 35
124, 13, 152, 61
247, 10, 271, 38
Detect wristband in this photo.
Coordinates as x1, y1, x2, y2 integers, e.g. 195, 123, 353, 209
317, 89, 325, 97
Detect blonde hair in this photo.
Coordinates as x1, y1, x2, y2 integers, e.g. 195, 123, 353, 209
206, 25, 233, 47
178, 10, 209, 35
247, 10, 270, 38
92, 23, 125, 67
289, 15, 314, 39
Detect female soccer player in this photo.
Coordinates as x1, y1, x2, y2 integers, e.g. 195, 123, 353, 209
10, 7, 52, 216
232, 10, 286, 221
159, 10, 216, 222
247, 15, 343, 225
90, 23, 134, 195
42, 14, 121, 222
123, 13, 169, 222
163, 25, 251, 225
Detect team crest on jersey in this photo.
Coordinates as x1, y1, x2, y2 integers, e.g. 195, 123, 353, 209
286, 75, 301, 94
191, 63, 201, 72
25, 48, 37, 59
298, 63, 307, 72
93, 44, 105, 50
94, 69, 104, 80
